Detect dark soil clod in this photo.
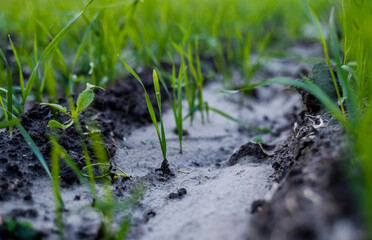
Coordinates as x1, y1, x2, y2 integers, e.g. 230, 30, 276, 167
168, 193, 178, 199
177, 188, 187, 197
228, 142, 268, 165
155, 159, 174, 176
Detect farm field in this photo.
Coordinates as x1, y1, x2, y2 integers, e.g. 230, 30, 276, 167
0, 0, 371, 239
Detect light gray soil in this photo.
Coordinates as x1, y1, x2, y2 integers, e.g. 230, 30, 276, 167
115, 78, 304, 239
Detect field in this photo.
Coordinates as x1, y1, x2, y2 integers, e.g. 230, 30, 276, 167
0, 0, 371, 239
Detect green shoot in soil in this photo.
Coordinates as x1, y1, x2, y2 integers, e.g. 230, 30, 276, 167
119, 56, 171, 175
166, 52, 187, 153
41, 83, 104, 130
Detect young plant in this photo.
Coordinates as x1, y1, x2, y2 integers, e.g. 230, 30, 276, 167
41, 83, 104, 130
118, 56, 172, 175
164, 52, 187, 153
188, 37, 206, 123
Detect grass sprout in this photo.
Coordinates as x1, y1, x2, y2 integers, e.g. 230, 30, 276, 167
118, 56, 172, 175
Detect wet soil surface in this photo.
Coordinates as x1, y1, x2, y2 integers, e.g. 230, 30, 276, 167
0, 42, 366, 240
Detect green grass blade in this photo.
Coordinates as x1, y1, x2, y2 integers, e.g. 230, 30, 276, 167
329, 8, 342, 66
153, 70, 162, 112
307, 1, 346, 119
118, 56, 162, 143
17, 123, 52, 179
116, 217, 131, 240
8, 36, 24, 96
73, 12, 99, 71
239, 77, 349, 129
329, 7, 359, 125
0, 93, 9, 122
342, 65, 359, 89
0, 118, 21, 128
0, 48, 13, 134
33, 34, 38, 66
209, 107, 270, 133
23, 0, 95, 106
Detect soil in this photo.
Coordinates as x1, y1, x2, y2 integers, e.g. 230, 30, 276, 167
0, 42, 367, 240
247, 112, 367, 240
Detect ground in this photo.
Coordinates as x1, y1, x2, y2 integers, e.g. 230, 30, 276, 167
0, 43, 366, 240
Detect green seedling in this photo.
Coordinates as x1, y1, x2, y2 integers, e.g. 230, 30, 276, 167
188, 37, 206, 123
3, 218, 37, 240
41, 83, 104, 130
118, 56, 172, 175
165, 50, 187, 153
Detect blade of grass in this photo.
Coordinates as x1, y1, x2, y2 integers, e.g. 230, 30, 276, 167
23, 0, 95, 107
208, 107, 270, 133
17, 123, 52, 178
0, 49, 13, 134
237, 77, 350, 129
0, 118, 21, 128
8, 36, 24, 98
17, 123, 65, 208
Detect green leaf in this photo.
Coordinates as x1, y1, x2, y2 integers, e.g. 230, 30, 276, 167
40, 103, 68, 115
76, 88, 94, 114
48, 120, 74, 130
0, 118, 21, 129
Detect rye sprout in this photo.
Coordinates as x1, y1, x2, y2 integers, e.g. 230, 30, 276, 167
118, 56, 171, 175
164, 50, 187, 153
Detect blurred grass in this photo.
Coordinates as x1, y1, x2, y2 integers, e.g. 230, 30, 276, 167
0, 0, 335, 85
